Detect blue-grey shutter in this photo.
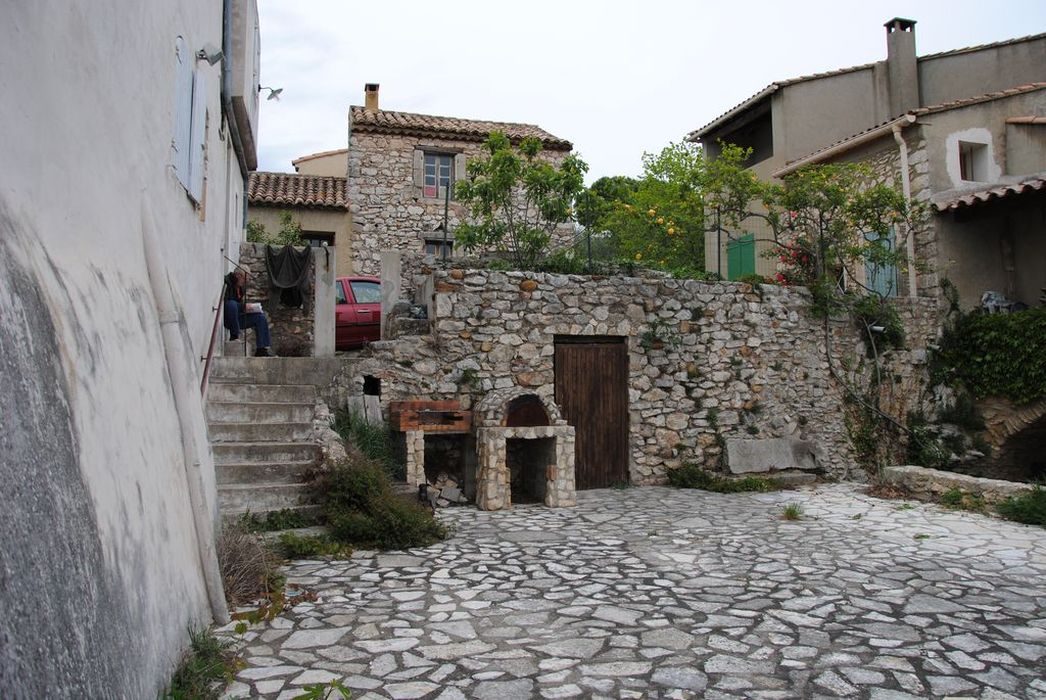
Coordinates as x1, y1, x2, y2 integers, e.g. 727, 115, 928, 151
188, 68, 207, 202
172, 37, 192, 188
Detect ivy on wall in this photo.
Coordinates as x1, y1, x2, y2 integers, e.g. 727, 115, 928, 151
935, 308, 1046, 405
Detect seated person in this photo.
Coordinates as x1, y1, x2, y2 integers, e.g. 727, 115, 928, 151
223, 270, 275, 357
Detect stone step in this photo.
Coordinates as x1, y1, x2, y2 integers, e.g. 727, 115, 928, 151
210, 357, 343, 386
216, 460, 317, 485
222, 504, 322, 525
206, 401, 314, 424
218, 483, 308, 513
212, 441, 322, 465
208, 422, 314, 443
208, 382, 317, 404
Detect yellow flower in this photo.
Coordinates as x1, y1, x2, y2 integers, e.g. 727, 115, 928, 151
647, 209, 656, 217
659, 260, 665, 265
667, 227, 675, 235
624, 204, 633, 210
635, 253, 642, 261
657, 217, 665, 224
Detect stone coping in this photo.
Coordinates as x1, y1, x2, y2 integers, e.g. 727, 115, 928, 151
881, 464, 1035, 505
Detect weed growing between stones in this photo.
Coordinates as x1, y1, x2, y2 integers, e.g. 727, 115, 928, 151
238, 508, 321, 533
781, 503, 804, 520
938, 487, 986, 513
275, 532, 353, 559
996, 486, 1046, 527
293, 679, 353, 699
667, 463, 780, 492
165, 627, 240, 700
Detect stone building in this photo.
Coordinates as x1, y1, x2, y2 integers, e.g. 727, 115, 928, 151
774, 84, 1046, 311
247, 169, 353, 279
347, 83, 575, 275
689, 18, 1046, 284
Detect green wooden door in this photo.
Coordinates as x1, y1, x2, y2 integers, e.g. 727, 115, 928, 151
727, 233, 755, 280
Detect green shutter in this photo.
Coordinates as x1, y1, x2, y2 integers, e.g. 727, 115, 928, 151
727, 234, 755, 280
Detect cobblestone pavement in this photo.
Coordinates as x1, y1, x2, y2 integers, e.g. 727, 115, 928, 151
221, 485, 1046, 699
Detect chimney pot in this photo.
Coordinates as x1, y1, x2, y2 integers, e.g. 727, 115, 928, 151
884, 18, 919, 116
365, 83, 380, 112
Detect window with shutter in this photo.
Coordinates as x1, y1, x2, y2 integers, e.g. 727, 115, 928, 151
423, 152, 454, 199
171, 35, 208, 205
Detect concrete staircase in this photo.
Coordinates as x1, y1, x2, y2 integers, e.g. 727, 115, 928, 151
207, 358, 324, 517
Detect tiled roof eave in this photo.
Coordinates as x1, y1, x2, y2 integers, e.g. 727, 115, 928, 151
351, 123, 573, 151
933, 176, 1046, 212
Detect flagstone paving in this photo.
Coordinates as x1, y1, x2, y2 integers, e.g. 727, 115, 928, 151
220, 484, 1046, 699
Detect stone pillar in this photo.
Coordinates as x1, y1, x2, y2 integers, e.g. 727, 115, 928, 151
403, 430, 426, 487
312, 246, 336, 356
475, 429, 508, 511
379, 250, 401, 340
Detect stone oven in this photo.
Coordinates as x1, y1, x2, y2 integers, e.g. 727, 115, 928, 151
473, 387, 576, 511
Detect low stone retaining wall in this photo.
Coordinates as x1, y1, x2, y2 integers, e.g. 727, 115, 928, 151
881, 465, 1035, 505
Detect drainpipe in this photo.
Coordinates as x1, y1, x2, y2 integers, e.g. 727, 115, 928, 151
892, 118, 918, 298
222, 0, 248, 181
143, 212, 230, 624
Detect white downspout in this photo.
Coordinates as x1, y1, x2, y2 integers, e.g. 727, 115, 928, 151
892, 119, 918, 298
143, 208, 230, 624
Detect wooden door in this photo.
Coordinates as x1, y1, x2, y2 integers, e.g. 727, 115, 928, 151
554, 336, 629, 489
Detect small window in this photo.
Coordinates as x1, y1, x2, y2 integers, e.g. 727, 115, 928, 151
302, 231, 334, 247
423, 153, 453, 198
350, 280, 381, 304
335, 281, 347, 304
424, 238, 454, 257
959, 141, 988, 182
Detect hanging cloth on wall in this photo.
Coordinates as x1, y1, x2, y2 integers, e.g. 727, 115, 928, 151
264, 244, 312, 308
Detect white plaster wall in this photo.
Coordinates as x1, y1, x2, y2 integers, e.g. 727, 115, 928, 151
1, 1, 248, 694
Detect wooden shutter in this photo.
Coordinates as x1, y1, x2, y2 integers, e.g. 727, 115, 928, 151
412, 150, 425, 188
187, 69, 207, 202
171, 37, 192, 189
454, 153, 466, 184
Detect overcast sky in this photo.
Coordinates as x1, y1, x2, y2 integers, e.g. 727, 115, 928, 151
256, 0, 1045, 183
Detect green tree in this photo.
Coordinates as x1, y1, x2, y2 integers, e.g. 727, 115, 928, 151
455, 132, 588, 269
246, 211, 305, 246
575, 175, 640, 229
592, 142, 713, 274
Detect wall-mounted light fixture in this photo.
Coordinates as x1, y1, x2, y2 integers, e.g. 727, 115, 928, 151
196, 43, 224, 65
258, 85, 283, 101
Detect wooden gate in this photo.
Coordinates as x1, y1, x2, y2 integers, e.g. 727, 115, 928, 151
554, 336, 629, 489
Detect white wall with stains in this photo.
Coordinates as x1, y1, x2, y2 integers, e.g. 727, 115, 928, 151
0, 1, 252, 694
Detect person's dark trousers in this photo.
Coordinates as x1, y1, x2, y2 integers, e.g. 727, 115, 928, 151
224, 299, 272, 347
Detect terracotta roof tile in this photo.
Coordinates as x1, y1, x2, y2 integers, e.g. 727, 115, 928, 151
247, 172, 347, 210
689, 32, 1046, 141
933, 176, 1046, 212
350, 106, 572, 151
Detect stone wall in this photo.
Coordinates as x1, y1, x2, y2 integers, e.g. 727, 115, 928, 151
237, 242, 317, 356
335, 270, 938, 484
347, 131, 572, 277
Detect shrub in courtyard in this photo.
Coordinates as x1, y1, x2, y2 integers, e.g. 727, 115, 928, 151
311, 456, 447, 550
781, 503, 804, 520
332, 409, 403, 480
216, 520, 284, 607
667, 463, 779, 492
996, 486, 1046, 527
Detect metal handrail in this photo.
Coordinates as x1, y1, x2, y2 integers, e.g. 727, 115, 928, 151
200, 281, 228, 395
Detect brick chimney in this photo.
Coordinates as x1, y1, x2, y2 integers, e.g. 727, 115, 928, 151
364, 83, 380, 112
885, 18, 919, 116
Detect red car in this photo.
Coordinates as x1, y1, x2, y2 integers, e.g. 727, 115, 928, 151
335, 276, 381, 349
